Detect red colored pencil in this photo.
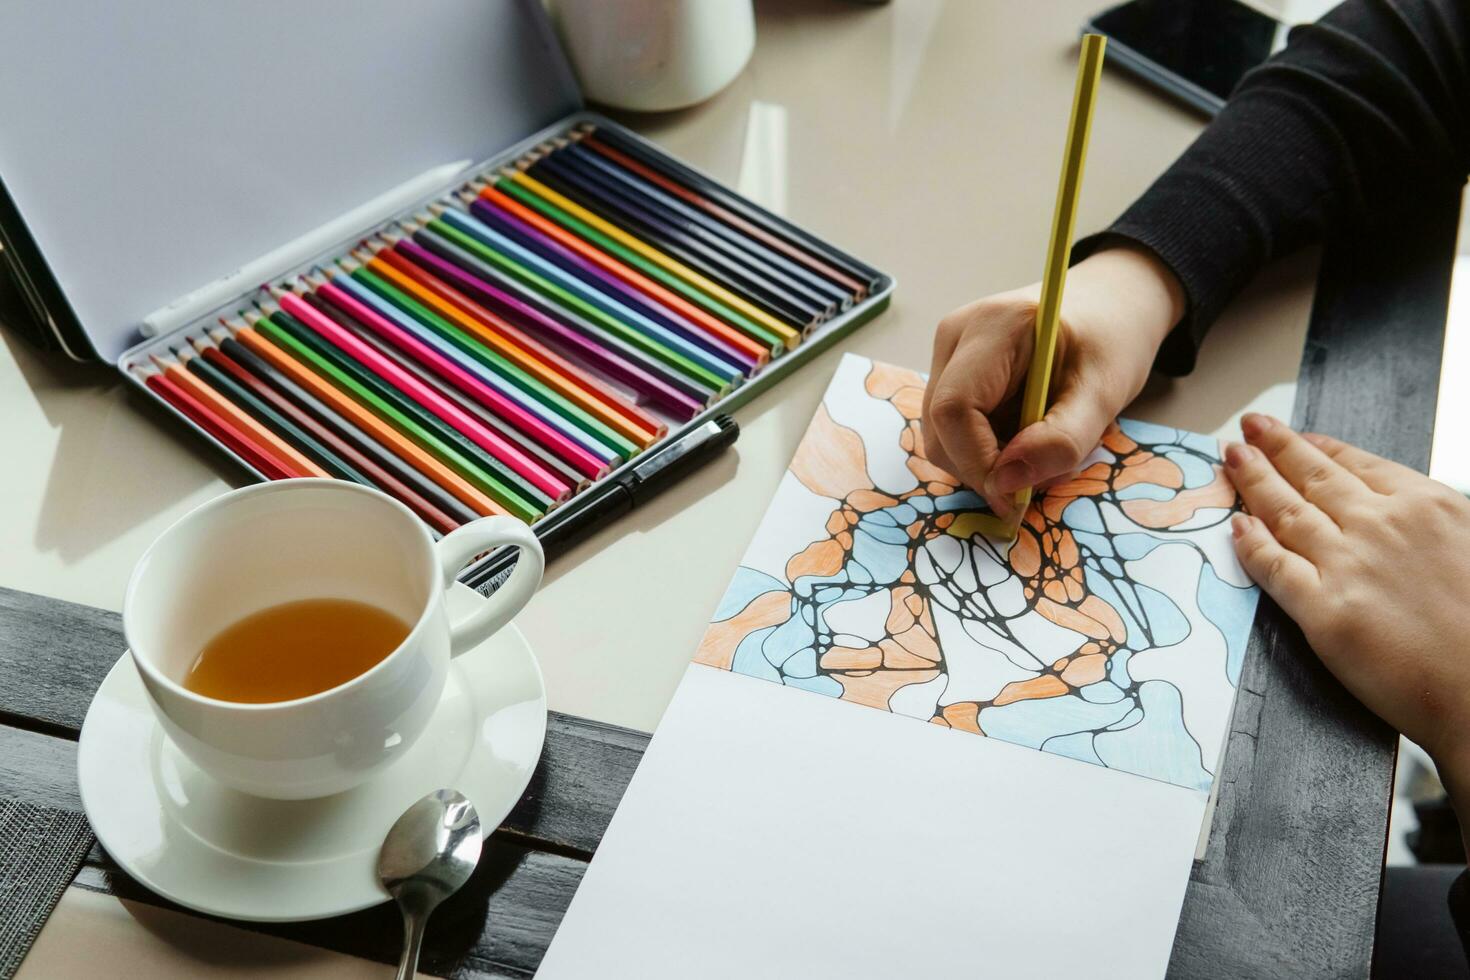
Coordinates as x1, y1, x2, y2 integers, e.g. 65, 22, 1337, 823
196, 339, 461, 533
141, 368, 295, 480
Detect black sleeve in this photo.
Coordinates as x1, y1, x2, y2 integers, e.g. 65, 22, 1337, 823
1074, 0, 1470, 375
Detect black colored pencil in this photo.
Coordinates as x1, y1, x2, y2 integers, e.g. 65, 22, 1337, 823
589, 125, 883, 290
527, 154, 822, 329
562, 141, 852, 311
218, 333, 480, 526
265, 309, 555, 512
179, 348, 368, 483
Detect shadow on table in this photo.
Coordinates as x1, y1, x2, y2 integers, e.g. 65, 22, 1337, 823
0, 274, 245, 568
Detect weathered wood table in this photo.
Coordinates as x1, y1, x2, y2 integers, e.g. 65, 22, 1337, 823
0, 182, 1457, 974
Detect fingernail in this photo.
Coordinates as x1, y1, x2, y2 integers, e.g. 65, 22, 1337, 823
1223, 442, 1252, 469
1231, 513, 1250, 539
1240, 413, 1272, 439
988, 459, 1034, 495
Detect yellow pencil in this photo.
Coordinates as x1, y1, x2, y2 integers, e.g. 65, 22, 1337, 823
953, 33, 1107, 543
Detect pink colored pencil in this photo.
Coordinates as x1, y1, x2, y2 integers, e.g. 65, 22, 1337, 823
315, 280, 610, 480
277, 292, 572, 500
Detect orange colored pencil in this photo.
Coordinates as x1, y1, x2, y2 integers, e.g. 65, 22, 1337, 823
366, 245, 666, 445
151, 353, 329, 479
226, 322, 506, 517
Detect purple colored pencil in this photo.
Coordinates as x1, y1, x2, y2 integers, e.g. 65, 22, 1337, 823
393, 237, 706, 419
468, 196, 760, 373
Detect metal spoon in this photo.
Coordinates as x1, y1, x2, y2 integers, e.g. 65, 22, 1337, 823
377, 789, 484, 980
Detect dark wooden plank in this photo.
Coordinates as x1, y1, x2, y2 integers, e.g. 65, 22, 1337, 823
0, 585, 647, 857
0, 723, 83, 811
0, 587, 122, 737
1169, 198, 1460, 979
0, 717, 587, 979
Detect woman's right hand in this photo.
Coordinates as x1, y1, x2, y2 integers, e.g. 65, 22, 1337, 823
921, 245, 1184, 516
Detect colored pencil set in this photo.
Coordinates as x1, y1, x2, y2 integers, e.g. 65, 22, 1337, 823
127, 123, 883, 535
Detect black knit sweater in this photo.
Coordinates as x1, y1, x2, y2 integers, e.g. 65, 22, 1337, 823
1076, 0, 1470, 374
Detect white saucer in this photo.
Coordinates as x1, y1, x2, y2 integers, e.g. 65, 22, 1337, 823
77, 583, 547, 922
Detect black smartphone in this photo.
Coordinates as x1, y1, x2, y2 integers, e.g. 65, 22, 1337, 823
1085, 0, 1289, 116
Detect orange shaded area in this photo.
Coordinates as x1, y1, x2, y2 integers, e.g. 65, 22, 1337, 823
1078, 596, 1127, 642
1121, 469, 1235, 528
693, 590, 793, 671
820, 645, 884, 671
1061, 653, 1108, 687
885, 587, 917, 634
1101, 424, 1138, 455
1037, 597, 1112, 640
1116, 453, 1184, 491
991, 673, 1069, 707
887, 628, 934, 667
1010, 529, 1041, 578
848, 489, 899, 513
890, 385, 925, 421
940, 701, 983, 734
835, 668, 941, 710
786, 539, 846, 580
864, 361, 921, 402
790, 405, 873, 500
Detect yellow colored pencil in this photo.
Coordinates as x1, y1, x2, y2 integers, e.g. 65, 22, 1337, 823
954, 33, 1107, 543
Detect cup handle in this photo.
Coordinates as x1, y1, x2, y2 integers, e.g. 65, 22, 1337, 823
433, 517, 544, 657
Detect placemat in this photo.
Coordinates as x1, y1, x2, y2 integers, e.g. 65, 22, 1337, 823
0, 798, 93, 980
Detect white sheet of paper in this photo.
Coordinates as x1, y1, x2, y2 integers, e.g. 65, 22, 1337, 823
538, 665, 1207, 980
540, 355, 1258, 979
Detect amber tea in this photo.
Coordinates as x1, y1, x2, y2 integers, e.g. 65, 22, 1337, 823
182, 597, 411, 703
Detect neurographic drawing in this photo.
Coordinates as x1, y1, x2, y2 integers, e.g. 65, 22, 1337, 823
694, 355, 1259, 792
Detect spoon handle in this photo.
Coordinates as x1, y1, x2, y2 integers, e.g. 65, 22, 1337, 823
395, 907, 428, 980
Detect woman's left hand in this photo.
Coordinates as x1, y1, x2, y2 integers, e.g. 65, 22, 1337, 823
1224, 413, 1470, 812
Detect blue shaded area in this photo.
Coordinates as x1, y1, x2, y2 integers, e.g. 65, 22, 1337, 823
780, 645, 819, 678
1102, 557, 1125, 578
909, 496, 935, 513
1138, 584, 1190, 647
761, 615, 816, 667
1115, 533, 1168, 561
889, 503, 918, 525
1043, 731, 1103, 767
1118, 419, 1180, 445
1110, 649, 1133, 687
1179, 432, 1221, 458
856, 516, 911, 546
851, 527, 909, 583
1072, 530, 1114, 557
1108, 705, 1144, 730
1095, 681, 1210, 790
1197, 563, 1261, 686
1080, 680, 1128, 704
1167, 450, 1216, 488
713, 566, 788, 621
816, 586, 843, 603
731, 626, 782, 682
979, 693, 1134, 749
1063, 498, 1105, 533
1116, 484, 1174, 502
936, 490, 986, 512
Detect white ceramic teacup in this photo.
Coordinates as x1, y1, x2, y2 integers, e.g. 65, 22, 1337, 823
123, 479, 544, 800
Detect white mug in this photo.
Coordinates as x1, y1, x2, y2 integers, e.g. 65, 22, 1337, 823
123, 479, 543, 800
550, 0, 756, 112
